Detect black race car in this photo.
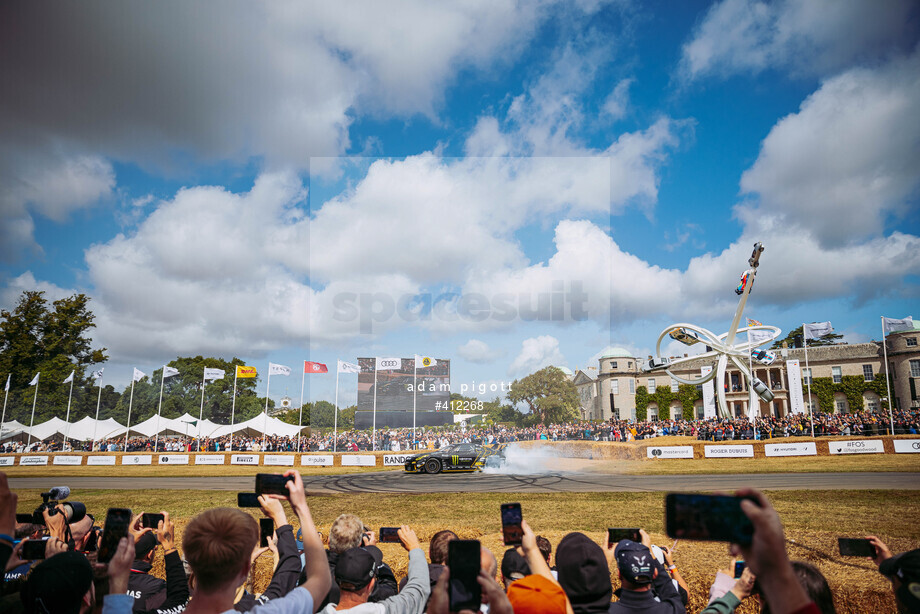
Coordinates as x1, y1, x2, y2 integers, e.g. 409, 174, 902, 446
404, 443, 506, 474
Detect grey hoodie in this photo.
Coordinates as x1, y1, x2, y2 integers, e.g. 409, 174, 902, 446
320, 548, 430, 614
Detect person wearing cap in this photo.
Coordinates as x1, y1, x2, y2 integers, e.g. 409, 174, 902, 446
127, 531, 164, 610
20, 551, 95, 614
867, 535, 920, 614
556, 532, 613, 614
500, 548, 530, 589
606, 531, 684, 613
319, 525, 429, 613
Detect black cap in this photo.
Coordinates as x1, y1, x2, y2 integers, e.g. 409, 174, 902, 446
555, 532, 612, 613
881, 549, 920, 582
614, 540, 653, 585
21, 551, 93, 614
501, 548, 531, 581
135, 531, 159, 559
335, 547, 377, 591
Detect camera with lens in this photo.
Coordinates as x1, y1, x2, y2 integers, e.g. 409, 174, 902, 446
15, 486, 86, 526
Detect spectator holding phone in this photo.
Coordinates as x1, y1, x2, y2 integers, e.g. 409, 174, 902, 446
126, 512, 187, 614
605, 529, 685, 613
866, 535, 920, 614
315, 514, 397, 609
701, 565, 756, 614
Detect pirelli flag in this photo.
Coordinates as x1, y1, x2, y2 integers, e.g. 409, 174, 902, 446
236, 365, 257, 378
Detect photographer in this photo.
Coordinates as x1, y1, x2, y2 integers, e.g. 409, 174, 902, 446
604, 529, 684, 614
125, 512, 188, 614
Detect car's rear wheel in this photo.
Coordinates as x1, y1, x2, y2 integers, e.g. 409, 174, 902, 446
425, 458, 442, 474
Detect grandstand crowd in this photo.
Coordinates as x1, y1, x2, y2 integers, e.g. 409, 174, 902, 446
1, 470, 918, 613
3, 410, 919, 454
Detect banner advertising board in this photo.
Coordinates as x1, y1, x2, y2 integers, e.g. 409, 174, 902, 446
828, 440, 885, 455
0, 457, 14, 466
646, 446, 694, 459
87, 456, 116, 466
341, 455, 376, 467
301, 455, 335, 466
195, 455, 225, 465
704, 445, 754, 458
701, 366, 716, 419
19, 456, 49, 466
786, 359, 805, 414
122, 455, 153, 465
893, 439, 920, 454
383, 454, 414, 466
231, 454, 259, 465
158, 455, 189, 465
52, 455, 83, 466
264, 455, 295, 466
764, 442, 817, 457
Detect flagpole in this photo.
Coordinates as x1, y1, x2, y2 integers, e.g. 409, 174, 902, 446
124, 378, 136, 452
803, 325, 814, 432
155, 367, 166, 453
230, 369, 238, 451
881, 317, 896, 436
413, 359, 418, 450
92, 371, 103, 451
372, 362, 378, 451
64, 374, 74, 449
198, 368, 208, 452
333, 365, 340, 453
262, 367, 271, 450
298, 362, 306, 453
27, 373, 39, 448
747, 331, 756, 422
1, 376, 9, 447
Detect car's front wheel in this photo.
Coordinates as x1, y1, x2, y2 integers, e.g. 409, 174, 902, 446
424, 458, 442, 474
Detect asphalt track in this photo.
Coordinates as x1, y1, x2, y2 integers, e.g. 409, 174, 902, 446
9, 471, 920, 494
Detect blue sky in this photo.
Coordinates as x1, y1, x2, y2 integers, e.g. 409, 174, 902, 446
1, 0, 919, 408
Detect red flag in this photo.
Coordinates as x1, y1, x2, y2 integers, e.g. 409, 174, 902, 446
304, 361, 328, 374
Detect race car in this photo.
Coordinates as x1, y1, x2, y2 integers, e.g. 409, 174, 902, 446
669, 328, 701, 346
750, 348, 777, 365
404, 443, 505, 474
735, 270, 754, 296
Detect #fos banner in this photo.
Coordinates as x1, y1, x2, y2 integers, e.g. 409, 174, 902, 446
828, 440, 885, 455
786, 359, 805, 414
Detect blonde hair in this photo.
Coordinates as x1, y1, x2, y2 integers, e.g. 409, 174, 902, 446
183, 508, 258, 591
328, 514, 365, 553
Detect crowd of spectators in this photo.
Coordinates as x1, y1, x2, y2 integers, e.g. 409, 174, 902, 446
2, 471, 918, 613
3, 409, 919, 454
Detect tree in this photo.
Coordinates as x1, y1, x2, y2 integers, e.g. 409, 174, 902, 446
507, 366, 579, 425
0, 291, 108, 423
771, 325, 843, 349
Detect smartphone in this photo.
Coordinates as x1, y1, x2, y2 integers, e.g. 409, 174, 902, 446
255, 473, 294, 496
260, 518, 274, 548
734, 561, 746, 579
448, 539, 482, 611
98, 507, 132, 563
16, 513, 34, 524
141, 513, 165, 529
838, 538, 875, 557
379, 527, 401, 543
607, 528, 641, 545
664, 494, 756, 546
237, 493, 261, 508
501, 503, 523, 546
21, 538, 48, 560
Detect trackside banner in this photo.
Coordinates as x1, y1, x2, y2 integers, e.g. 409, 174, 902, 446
195, 455, 225, 465
122, 455, 153, 465
341, 455, 376, 466
52, 455, 83, 465
264, 455, 295, 466
20, 456, 48, 466
764, 442, 817, 457
301, 455, 334, 466
646, 446, 694, 459
704, 445, 754, 458
384, 454, 414, 466
828, 440, 885, 455
0, 457, 14, 466
893, 439, 920, 454
231, 454, 259, 465
158, 455, 189, 465
87, 456, 116, 465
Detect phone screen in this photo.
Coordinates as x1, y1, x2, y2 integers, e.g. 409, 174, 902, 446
501, 503, 523, 546
448, 540, 481, 611
260, 518, 274, 548
734, 561, 746, 579
21, 538, 49, 560
379, 527, 401, 543
141, 513, 165, 529
665, 494, 755, 546
98, 507, 132, 563
838, 538, 875, 557
237, 493, 261, 508
607, 528, 641, 545
255, 473, 293, 496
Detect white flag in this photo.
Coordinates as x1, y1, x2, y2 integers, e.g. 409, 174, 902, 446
803, 321, 834, 340
29, 373, 39, 386
338, 360, 360, 374
63, 370, 74, 384
133, 368, 146, 382
4, 374, 9, 391
92, 368, 104, 380
204, 367, 225, 381
882, 316, 913, 335
376, 357, 401, 371
163, 366, 180, 378
748, 329, 774, 344
415, 355, 437, 369
269, 362, 291, 376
